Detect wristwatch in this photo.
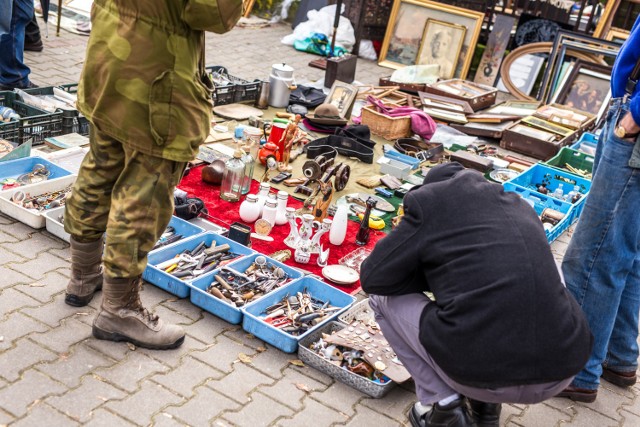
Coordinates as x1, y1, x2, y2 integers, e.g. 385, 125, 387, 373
614, 125, 640, 139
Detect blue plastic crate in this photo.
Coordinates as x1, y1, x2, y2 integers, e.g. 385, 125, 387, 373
188, 253, 304, 324
242, 276, 356, 353
143, 231, 254, 298
570, 132, 598, 156
503, 182, 574, 243
0, 156, 73, 189
151, 215, 204, 252
506, 163, 591, 222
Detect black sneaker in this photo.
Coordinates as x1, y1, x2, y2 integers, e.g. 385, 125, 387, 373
409, 399, 477, 427
467, 398, 501, 427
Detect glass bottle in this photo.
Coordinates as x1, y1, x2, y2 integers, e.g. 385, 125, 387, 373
239, 194, 261, 223
261, 195, 278, 226
356, 197, 376, 246
552, 183, 564, 200
241, 141, 259, 195
274, 190, 289, 225
256, 182, 271, 215
220, 149, 245, 202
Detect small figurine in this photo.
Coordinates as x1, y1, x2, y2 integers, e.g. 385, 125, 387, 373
278, 114, 301, 171
356, 197, 377, 246
313, 180, 334, 221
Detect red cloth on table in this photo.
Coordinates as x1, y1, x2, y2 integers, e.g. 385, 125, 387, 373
177, 165, 386, 294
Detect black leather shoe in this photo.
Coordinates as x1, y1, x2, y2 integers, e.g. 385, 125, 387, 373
602, 366, 637, 387
467, 398, 501, 427
24, 40, 44, 52
556, 385, 597, 403
0, 81, 38, 91
408, 399, 477, 427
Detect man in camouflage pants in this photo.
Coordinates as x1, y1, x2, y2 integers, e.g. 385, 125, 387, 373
63, 0, 242, 350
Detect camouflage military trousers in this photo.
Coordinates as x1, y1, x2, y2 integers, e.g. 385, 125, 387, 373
64, 127, 186, 279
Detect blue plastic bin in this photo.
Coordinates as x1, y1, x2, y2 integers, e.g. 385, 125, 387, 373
242, 276, 356, 353
189, 253, 304, 324
570, 132, 598, 156
506, 163, 591, 222
0, 156, 73, 189
143, 231, 254, 298
503, 182, 575, 243
150, 215, 204, 253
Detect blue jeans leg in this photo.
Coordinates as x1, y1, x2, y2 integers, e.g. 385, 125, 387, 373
562, 99, 640, 390
0, 0, 33, 87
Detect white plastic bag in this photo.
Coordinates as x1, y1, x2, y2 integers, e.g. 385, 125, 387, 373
281, 4, 355, 52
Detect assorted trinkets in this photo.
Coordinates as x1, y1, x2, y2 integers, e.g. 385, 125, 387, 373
154, 241, 240, 280
205, 255, 290, 307
11, 185, 72, 212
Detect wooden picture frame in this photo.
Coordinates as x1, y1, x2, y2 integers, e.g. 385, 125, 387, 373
417, 19, 466, 80
474, 14, 516, 87
553, 60, 612, 116
605, 27, 631, 45
326, 80, 358, 119
378, 0, 484, 80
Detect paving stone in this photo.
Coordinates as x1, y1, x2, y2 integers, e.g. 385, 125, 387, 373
10, 402, 80, 426
345, 403, 402, 426
180, 312, 228, 345
191, 334, 257, 374
137, 333, 209, 369
84, 335, 130, 362
0, 288, 40, 318
0, 369, 67, 417
14, 270, 68, 303
0, 407, 14, 425
510, 402, 576, 426
206, 362, 274, 403
104, 380, 183, 425
93, 352, 170, 393
20, 293, 90, 328
623, 392, 640, 416
47, 245, 71, 261
221, 391, 294, 427
620, 409, 640, 426
151, 355, 225, 398
0, 266, 33, 290
555, 385, 631, 422
501, 403, 526, 424
45, 375, 128, 423
278, 397, 349, 427
84, 408, 137, 427
2, 232, 68, 259
152, 303, 202, 328
163, 386, 241, 425
160, 296, 204, 322
360, 385, 416, 423
560, 405, 621, 427
35, 344, 113, 388
0, 338, 58, 382
0, 213, 15, 225
288, 361, 334, 386
0, 311, 49, 351
10, 251, 70, 280
257, 368, 327, 410
224, 326, 269, 350
249, 343, 300, 379
0, 230, 18, 244
309, 380, 366, 416
0, 221, 38, 241
29, 317, 93, 353
543, 397, 581, 416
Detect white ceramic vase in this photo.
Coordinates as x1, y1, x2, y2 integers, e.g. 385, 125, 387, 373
329, 204, 348, 246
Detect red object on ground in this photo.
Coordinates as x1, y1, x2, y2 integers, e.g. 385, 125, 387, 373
178, 165, 386, 294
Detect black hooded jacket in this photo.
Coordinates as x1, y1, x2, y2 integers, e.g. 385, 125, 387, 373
361, 162, 593, 388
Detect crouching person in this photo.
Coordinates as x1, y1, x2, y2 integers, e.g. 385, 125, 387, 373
361, 162, 593, 427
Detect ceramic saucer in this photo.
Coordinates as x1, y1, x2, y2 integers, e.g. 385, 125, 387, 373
322, 264, 360, 285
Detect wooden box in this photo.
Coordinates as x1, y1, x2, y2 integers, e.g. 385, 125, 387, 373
500, 120, 580, 161
423, 79, 498, 111
325, 55, 358, 88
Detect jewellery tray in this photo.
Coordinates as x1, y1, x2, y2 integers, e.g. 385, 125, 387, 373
0, 174, 76, 229
242, 276, 356, 353
188, 251, 303, 324
143, 231, 255, 299
298, 320, 396, 398
0, 155, 74, 186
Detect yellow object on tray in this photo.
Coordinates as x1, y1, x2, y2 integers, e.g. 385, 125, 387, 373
357, 213, 386, 230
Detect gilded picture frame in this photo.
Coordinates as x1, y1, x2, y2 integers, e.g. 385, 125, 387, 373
417, 19, 466, 80
378, 0, 484, 79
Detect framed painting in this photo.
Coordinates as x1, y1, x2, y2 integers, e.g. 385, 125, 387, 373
378, 0, 484, 79
326, 80, 358, 119
553, 60, 612, 116
417, 19, 466, 79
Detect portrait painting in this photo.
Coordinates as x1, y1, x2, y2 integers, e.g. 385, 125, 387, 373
555, 60, 612, 116
326, 80, 357, 119
417, 19, 465, 79
379, 0, 484, 79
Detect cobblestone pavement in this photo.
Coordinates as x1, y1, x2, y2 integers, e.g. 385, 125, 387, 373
1, 21, 638, 427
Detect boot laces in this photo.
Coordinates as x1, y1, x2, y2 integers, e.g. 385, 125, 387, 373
125, 279, 159, 325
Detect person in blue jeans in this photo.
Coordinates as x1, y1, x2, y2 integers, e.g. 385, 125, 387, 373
558, 16, 640, 403
0, 0, 38, 90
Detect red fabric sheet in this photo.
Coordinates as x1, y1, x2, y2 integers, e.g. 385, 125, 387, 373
177, 165, 386, 294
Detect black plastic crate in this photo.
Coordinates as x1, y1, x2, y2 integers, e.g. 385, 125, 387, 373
0, 91, 61, 145
23, 85, 90, 136
205, 65, 260, 106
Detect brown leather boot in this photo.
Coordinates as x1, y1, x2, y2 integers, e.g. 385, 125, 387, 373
93, 277, 185, 350
65, 237, 104, 307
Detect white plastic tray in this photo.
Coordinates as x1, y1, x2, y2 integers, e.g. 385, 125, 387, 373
43, 205, 69, 242
0, 175, 77, 229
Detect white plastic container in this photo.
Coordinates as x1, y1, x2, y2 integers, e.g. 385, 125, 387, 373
0, 174, 77, 229
43, 205, 70, 242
